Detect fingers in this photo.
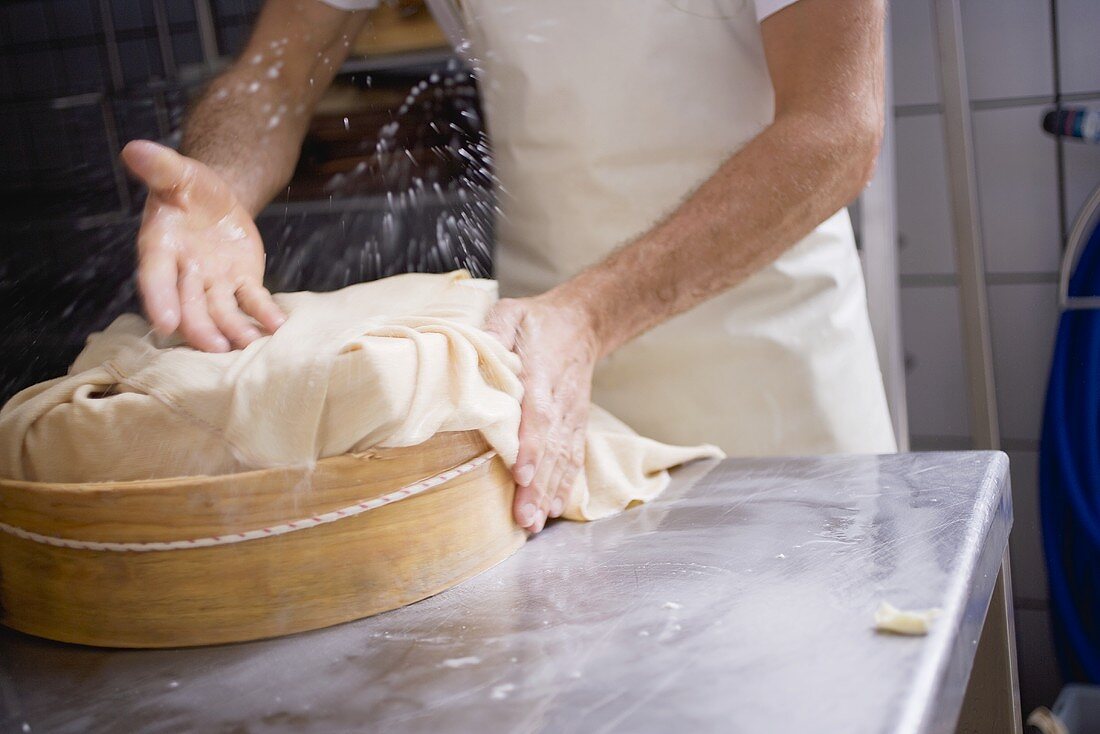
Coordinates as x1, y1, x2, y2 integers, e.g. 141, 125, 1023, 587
121, 140, 193, 201
207, 287, 264, 349
528, 433, 564, 533
137, 239, 282, 351
137, 250, 181, 336
512, 382, 589, 533
496, 298, 596, 534
550, 427, 587, 519
210, 283, 286, 349
514, 428, 583, 533
124, 140, 279, 351
177, 263, 230, 353
514, 378, 551, 486
163, 275, 282, 352
535, 425, 587, 531
532, 452, 570, 533
512, 381, 552, 530
236, 283, 287, 334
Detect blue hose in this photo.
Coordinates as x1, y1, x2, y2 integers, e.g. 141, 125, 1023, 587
1041, 216, 1100, 682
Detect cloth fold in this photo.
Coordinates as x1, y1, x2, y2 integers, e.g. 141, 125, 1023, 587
0, 271, 722, 520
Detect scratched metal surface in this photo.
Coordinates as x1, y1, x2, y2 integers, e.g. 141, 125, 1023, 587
0, 451, 1011, 734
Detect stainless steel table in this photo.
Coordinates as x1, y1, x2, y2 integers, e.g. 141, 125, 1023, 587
0, 452, 1020, 733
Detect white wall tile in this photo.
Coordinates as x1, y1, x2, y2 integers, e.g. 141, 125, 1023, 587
1015, 607, 1064, 715
960, 1, 1054, 101
1007, 451, 1046, 604
988, 283, 1059, 442
890, 0, 939, 107
896, 113, 956, 275
972, 105, 1062, 274
900, 285, 970, 439
1062, 136, 1100, 237
1057, 0, 1100, 94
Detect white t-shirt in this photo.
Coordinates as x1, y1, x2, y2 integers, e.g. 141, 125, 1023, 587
320, 0, 801, 23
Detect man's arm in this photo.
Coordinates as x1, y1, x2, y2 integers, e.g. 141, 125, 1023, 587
120, 0, 366, 350
561, 0, 885, 356
180, 0, 369, 214
485, 0, 886, 532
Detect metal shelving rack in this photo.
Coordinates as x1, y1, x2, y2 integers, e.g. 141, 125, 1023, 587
0, 0, 486, 402
0, 0, 468, 231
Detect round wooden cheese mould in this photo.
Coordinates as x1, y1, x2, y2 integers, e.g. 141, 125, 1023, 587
0, 431, 524, 648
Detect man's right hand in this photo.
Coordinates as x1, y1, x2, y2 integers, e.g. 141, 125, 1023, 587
121, 139, 286, 352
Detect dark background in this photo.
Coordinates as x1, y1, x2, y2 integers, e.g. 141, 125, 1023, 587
0, 0, 493, 403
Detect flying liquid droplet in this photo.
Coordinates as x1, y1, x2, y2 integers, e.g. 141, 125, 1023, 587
491, 684, 515, 700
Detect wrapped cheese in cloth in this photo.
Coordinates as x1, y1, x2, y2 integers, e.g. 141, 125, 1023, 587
0, 270, 721, 647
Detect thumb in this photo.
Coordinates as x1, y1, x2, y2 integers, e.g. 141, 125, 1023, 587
121, 140, 193, 199
483, 300, 524, 351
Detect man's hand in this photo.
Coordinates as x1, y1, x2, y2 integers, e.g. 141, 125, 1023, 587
484, 293, 601, 534
121, 140, 286, 352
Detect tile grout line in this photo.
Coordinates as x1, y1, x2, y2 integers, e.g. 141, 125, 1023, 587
900, 273, 1060, 287
1050, 0, 1069, 248
909, 435, 1041, 452
894, 90, 1100, 118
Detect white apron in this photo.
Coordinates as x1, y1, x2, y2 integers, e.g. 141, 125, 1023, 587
458, 0, 896, 456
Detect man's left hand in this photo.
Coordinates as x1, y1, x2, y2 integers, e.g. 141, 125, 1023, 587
483, 292, 600, 534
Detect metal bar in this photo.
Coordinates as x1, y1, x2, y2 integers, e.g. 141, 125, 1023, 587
96, 0, 125, 92
256, 189, 484, 219
193, 0, 221, 68
339, 48, 457, 75
955, 552, 1023, 733
151, 0, 177, 138
0, 91, 103, 111
153, 94, 172, 139
999, 553, 1024, 733
860, 15, 909, 450
95, 0, 130, 213
0, 210, 137, 233
931, 0, 1001, 450
100, 99, 132, 213
152, 0, 179, 81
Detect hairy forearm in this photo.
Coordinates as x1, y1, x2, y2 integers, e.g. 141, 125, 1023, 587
180, 3, 366, 215
181, 68, 310, 215
554, 109, 881, 358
